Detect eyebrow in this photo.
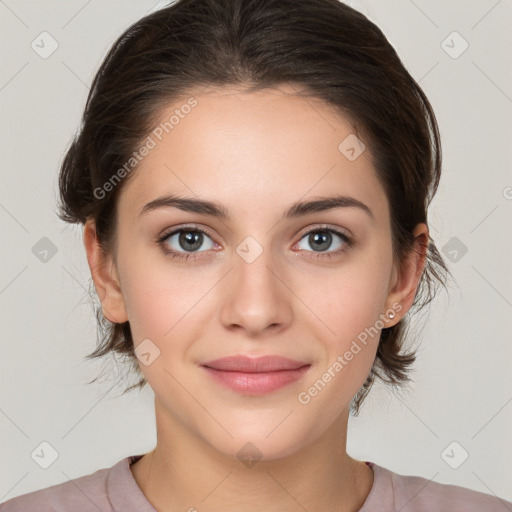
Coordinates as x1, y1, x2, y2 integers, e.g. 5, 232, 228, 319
138, 194, 375, 221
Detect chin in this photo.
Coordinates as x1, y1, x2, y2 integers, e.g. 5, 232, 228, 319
200, 423, 314, 465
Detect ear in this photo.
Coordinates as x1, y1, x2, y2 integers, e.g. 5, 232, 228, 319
83, 218, 128, 324
384, 223, 429, 326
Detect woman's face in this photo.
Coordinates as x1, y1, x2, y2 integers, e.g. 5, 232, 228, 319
91, 84, 419, 460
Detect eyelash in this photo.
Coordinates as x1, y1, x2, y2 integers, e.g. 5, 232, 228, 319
156, 224, 353, 262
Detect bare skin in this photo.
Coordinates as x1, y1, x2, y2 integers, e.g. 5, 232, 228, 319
84, 83, 428, 512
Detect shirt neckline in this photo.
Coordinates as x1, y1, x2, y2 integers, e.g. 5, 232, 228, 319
107, 455, 388, 512
107, 454, 157, 512
359, 461, 389, 511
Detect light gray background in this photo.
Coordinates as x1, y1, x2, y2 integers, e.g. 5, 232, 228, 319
1, 0, 511, 504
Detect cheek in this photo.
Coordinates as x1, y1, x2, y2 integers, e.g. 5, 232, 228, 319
295, 266, 390, 421
119, 252, 216, 348
118, 255, 180, 345
298, 244, 393, 391
307, 257, 391, 343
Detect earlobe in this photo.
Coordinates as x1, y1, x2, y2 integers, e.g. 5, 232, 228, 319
384, 223, 429, 326
83, 219, 128, 324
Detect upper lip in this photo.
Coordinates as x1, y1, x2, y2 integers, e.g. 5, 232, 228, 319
201, 355, 310, 373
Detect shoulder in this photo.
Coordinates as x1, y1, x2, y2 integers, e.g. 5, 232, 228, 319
0, 457, 130, 512
363, 461, 512, 512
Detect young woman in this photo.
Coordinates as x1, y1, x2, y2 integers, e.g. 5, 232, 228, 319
2, 0, 510, 510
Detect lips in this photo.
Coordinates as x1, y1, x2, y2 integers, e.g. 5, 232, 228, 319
200, 355, 311, 395
201, 355, 309, 372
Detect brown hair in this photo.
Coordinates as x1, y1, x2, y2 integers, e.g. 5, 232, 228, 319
57, 0, 451, 415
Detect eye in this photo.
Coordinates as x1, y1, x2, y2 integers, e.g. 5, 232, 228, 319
157, 225, 217, 261
295, 226, 352, 259
156, 224, 353, 262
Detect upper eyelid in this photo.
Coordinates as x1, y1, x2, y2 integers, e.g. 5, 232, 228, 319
159, 223, 215, 240
298, 224, 351, 238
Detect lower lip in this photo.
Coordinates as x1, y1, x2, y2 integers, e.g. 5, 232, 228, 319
201, 365, 311, 395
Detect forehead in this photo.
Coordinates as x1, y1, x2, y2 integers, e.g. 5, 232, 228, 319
118, 84, 389, 223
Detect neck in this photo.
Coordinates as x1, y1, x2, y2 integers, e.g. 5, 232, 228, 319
130, 399, 374, 512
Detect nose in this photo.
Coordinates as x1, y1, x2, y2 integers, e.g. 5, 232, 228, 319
219, 246, 293, 337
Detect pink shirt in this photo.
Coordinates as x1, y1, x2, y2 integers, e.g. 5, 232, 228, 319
1, 455, 510, 511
